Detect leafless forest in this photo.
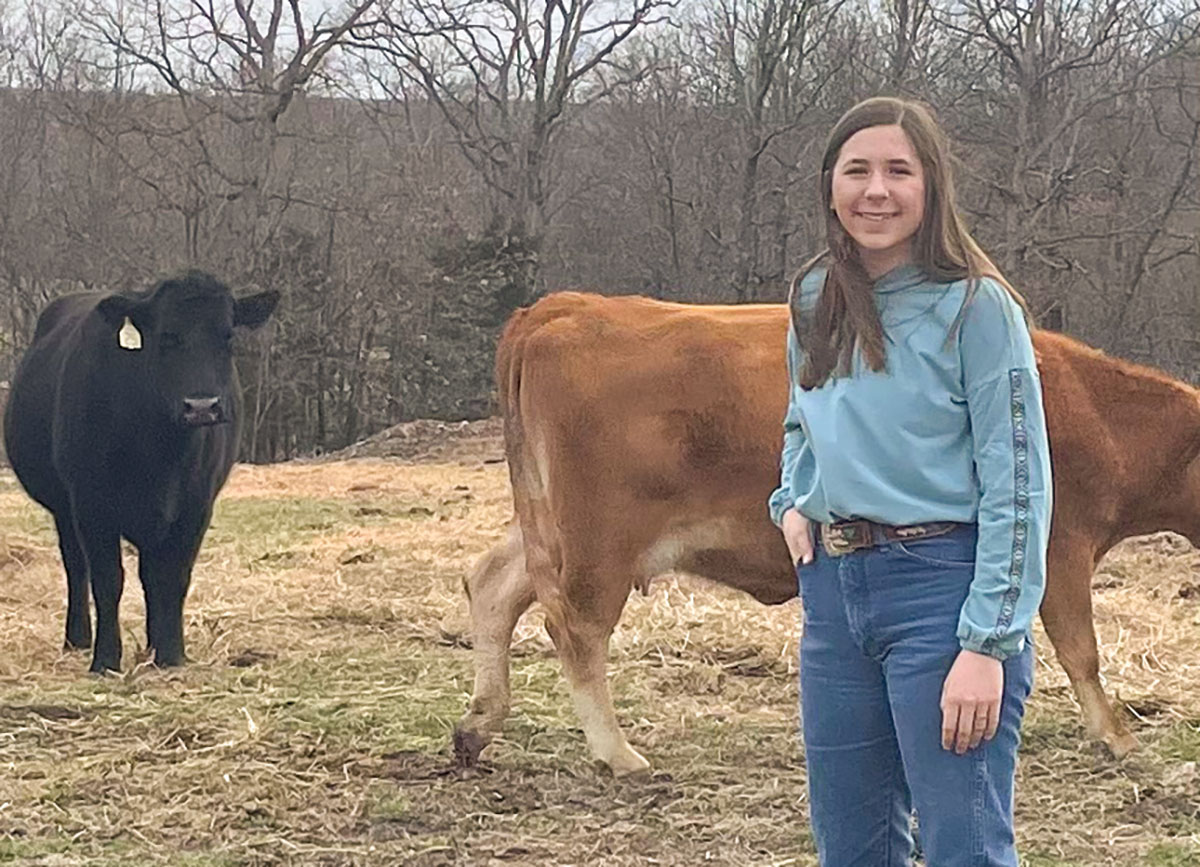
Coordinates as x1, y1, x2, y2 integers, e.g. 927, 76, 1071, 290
0, 0, 1195, 461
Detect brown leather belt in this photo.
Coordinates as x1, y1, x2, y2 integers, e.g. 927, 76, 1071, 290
819, 519, 964, 557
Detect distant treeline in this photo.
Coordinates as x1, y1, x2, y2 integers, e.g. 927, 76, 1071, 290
0, 0, 1195, 461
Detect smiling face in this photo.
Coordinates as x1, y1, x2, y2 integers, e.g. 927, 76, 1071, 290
830, 124, 926, 279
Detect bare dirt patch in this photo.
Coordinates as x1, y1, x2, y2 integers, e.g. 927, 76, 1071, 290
317, 417, 505, 464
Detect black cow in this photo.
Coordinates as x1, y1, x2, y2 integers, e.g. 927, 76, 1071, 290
3, 270, 278, 672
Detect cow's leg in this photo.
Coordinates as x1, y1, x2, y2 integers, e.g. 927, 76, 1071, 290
72, 514, 124, 673
141, 554, 162, 657
1041, 540, 1138, 758
454, 525, 535, 766
547, 570, 649, 776
140, 513, 209, 667
54, 511, 92, 651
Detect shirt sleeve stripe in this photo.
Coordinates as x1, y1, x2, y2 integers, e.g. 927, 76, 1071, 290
983, 369, 1029, 653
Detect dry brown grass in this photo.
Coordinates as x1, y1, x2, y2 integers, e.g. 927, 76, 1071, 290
0, 459, 1198, 866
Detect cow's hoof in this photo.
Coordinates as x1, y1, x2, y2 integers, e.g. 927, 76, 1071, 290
88, 658, 121, 675
1106, 731, 1139, 760
453, 727, 487, 767
152, 650, 187, 668
63, 638, 91, 652
607, 746, 651, 777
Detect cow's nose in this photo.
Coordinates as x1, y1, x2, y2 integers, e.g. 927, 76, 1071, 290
182, 396, 224, 426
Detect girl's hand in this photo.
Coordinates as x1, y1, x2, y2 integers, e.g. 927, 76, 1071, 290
941, 649, 1004, 754
782, 509, 815, 566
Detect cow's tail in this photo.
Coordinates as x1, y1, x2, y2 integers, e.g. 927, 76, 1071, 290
495, 307, 530, 517
494, 304, 582, 664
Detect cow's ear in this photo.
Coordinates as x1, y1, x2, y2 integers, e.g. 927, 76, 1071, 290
234, 290, 280, 330
96, 295, 136, 328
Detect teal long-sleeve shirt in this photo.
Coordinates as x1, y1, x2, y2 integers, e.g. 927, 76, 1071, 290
767, 264, 1053, 660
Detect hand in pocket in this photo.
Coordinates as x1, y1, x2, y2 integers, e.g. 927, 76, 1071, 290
782, 508, 815, 566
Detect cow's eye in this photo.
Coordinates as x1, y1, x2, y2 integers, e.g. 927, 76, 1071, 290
160, 332, 182, 349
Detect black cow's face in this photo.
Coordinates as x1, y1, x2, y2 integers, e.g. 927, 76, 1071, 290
98, 272, 279, 428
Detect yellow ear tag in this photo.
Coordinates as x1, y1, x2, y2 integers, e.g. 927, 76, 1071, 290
118, 317, 142, 351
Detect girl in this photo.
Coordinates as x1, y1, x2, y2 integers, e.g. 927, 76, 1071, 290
768, 96, 1052, 866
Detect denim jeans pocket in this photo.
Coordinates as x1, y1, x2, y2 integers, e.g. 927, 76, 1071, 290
795, 554, 822, 617
892, 533, 975, 568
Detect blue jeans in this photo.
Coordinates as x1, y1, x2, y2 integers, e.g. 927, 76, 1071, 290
798, 525, 1034, 867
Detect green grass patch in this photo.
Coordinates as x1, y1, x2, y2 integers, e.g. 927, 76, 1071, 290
1157, 720, 1200, 763
208, 497, 360, 547
0, 837, 76, 861
0, 835, 148, 866
1145, 842, 1200, 866
369, 790, 414, 822
168, 854, 248, 867
1018, 712, 1082, 755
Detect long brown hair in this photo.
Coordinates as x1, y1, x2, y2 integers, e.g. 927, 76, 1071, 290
790, 96, 1029, 390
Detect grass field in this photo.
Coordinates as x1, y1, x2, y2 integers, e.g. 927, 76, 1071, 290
1, 458, 1198, 865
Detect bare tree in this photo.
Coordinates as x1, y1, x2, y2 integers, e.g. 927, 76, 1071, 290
0, 2, 97, 360
885, 0, 934, 87
940, 0, 1198, 322
349, 0, 672, 270
74, 0, 377, 265
687, 0, 848, 299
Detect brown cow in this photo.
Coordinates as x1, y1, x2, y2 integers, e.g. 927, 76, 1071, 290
453, 291, 1200, 775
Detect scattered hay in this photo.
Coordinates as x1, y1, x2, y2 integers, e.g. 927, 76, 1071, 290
0, 461, 1198, 865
